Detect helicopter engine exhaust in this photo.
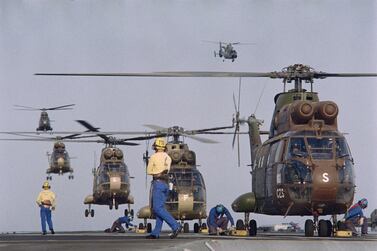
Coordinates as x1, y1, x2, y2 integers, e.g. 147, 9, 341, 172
290, 101, 314, 124
315, 101, 338, 124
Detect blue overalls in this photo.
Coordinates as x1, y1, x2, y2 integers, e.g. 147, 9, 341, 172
150, 180, 180, 237
40, 206, 53, 233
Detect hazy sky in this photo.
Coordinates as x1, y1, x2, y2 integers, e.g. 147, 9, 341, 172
1, 0, 376, 232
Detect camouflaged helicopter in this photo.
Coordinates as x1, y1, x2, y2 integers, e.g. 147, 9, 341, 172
13, 104, 75, 132
134, 124, 233, 233
0, 133, 77, 180
75, 120, 139, 218
35, 63, 377, 236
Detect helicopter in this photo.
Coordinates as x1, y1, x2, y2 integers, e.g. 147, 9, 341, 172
46, 139, 74, 180
203, 41, 254, 62
13, 104, 75, 132
135, 125, 232, 233
35, 64, 377, 236
75, 120, 139, 218
0, 133, 79, 180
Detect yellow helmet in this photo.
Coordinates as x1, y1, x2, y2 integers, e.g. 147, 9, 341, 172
42, 181, 50, 189
153, 137, 167, 150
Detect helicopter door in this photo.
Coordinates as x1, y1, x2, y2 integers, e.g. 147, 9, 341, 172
254, 145, 270, 199
266, 142, 279, 198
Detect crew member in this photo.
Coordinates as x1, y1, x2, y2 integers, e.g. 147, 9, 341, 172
345, 198, 368, 236
207, 204, 234, 235
36, 181, 56, 235
145, 137, 182, 239
105, 214, 134, 233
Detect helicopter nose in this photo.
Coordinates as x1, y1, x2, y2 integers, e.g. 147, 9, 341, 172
57, 157, 65, 167
110, 176, 121, 192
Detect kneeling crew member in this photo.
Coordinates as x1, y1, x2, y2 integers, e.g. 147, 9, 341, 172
106, 214, 134, 233
36, 181, 56, 235
207, 204, 234, 235
146, 137, 182, 239
345, 198, 368, 236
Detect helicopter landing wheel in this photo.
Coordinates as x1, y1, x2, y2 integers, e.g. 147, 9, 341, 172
194, 223, 199, 233
248, 219, 257, 236
115, 202, 119, 210
236, 219, 245, 230
201, 223, 207, 229
124, 209, 129, 216
318, 219, 332, 237
305, 219, 315, 237
183, 222, 189, 233
138, 223, 144, 230
90, 209, 94, 217
85, 209, 89, 217
109, 203, 113, 210
130, 209, 134, 217
147, 223, 152, 233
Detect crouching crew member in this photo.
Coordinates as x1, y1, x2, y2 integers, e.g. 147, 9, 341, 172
345, 198, 368, 236
207, 204, 234, 235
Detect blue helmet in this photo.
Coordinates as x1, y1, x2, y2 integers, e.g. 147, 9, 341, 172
358, 198, 368, 209
216, 204, 224, 214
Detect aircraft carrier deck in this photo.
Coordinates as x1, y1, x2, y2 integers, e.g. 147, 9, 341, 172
1, 231, 376, 251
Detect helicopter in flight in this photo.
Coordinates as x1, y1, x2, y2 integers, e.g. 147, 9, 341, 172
35, 64, 377, 236
75, 120, 139, 218
203, 41, 254, 62
0, 133, 79, 180
13, 104, 75, 132
135, 124, 233, 233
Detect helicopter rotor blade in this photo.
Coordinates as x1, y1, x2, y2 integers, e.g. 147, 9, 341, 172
47, 104, 75, 110
181, 133, 218, 144
143, 124, 169, 132
76, 120, 109, 142
13, 105, 42, 111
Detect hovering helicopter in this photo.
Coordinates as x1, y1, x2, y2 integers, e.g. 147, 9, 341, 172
203, 41, 254, 62
46, 139, 74, 180
35, 63, 377, 236
75, 120, 139, 218
13, 104, 75, 132
135, 124, 233, 233
0, 133, 79, 180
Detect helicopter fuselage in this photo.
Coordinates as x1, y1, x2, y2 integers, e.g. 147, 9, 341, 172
85, 147, 134, 209
233, 90, 355, 218
37, 111, 52, 131
138, 143, 207, 222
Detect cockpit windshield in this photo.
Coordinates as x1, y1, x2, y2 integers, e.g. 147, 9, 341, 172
306, 137, 333, 159
103, 163, 126, 173
288, 136, 351, 160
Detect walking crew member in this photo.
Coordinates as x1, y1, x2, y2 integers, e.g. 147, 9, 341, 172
36, 181, 56, 235
345, 198, 368, 236
207, 204, 234, 235
146, 137, 182, 239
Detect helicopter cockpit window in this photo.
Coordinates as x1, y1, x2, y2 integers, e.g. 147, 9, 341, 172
283, 160, 312, 184
307, 137, 333, 159
335, 138, 351, 158
103, 163, 126, 173
287, 138, 307, 159
174, 172, 192, 187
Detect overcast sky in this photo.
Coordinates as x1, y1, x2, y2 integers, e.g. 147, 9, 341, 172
1, 0, 376, 232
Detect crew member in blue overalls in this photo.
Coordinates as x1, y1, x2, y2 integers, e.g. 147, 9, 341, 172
105, 214, 134, 233
146, 137, 182, 239
36, 181, 56, 235
207, 204, 234, 235
345, 198, 368, 236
